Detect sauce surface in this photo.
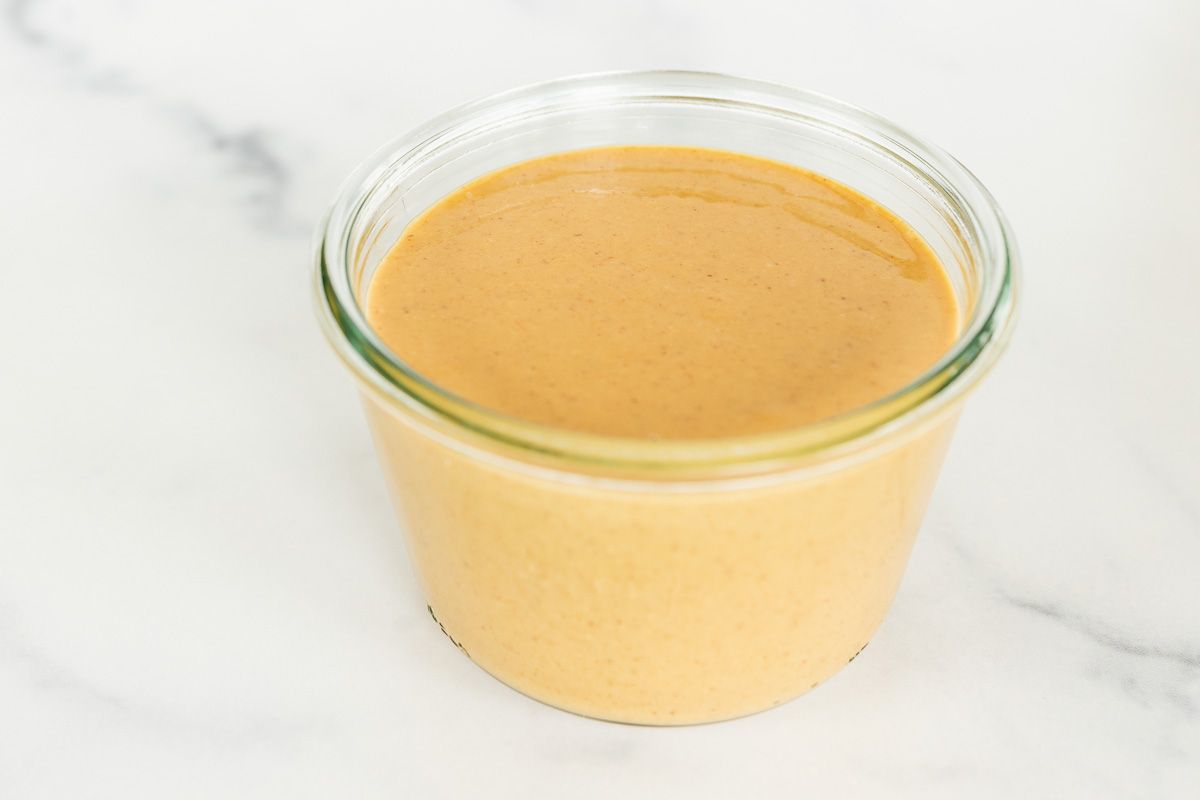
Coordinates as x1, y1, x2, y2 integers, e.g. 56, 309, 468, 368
367, 146, 957, 439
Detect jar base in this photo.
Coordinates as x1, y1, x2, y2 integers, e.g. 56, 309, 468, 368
429, 612, 872, 726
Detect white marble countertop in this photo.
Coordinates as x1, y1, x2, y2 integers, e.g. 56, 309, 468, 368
2, 1, 1198, 796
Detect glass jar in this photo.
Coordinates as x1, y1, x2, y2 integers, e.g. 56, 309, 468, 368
315, 71, 1018, 725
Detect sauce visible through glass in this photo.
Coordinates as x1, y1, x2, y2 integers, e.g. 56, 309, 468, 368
367, 146, 958, 439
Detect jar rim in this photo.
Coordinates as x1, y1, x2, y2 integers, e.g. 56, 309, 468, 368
315, 70, 1019, 479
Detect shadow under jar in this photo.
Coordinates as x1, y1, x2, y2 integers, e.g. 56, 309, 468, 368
316, 71, 1018, 725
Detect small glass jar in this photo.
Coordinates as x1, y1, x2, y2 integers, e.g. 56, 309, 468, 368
315, 71, 1018, 725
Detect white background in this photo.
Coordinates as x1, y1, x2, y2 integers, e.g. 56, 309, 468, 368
2, 0, 1198, 797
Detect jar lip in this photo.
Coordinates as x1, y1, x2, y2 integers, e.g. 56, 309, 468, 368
315, 69, 1019, 478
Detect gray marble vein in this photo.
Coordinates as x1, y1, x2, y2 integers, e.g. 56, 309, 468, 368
5, 0, 134, 91
166, 106, 308, 236
999, 594, 1200, 672
3, 0, 307, 236
6, 0, 48, 46
948, 536, 1200, 674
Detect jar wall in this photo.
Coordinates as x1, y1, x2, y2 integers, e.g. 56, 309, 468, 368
361, 389, 961, 724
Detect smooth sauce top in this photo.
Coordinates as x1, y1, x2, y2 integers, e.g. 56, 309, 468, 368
367, 146, 958, 439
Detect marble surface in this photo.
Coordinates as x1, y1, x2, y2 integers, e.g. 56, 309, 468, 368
2, 0, 1198, 796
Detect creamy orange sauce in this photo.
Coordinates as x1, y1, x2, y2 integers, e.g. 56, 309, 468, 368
359, 146, 962, 723
368, 146, 957, 439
